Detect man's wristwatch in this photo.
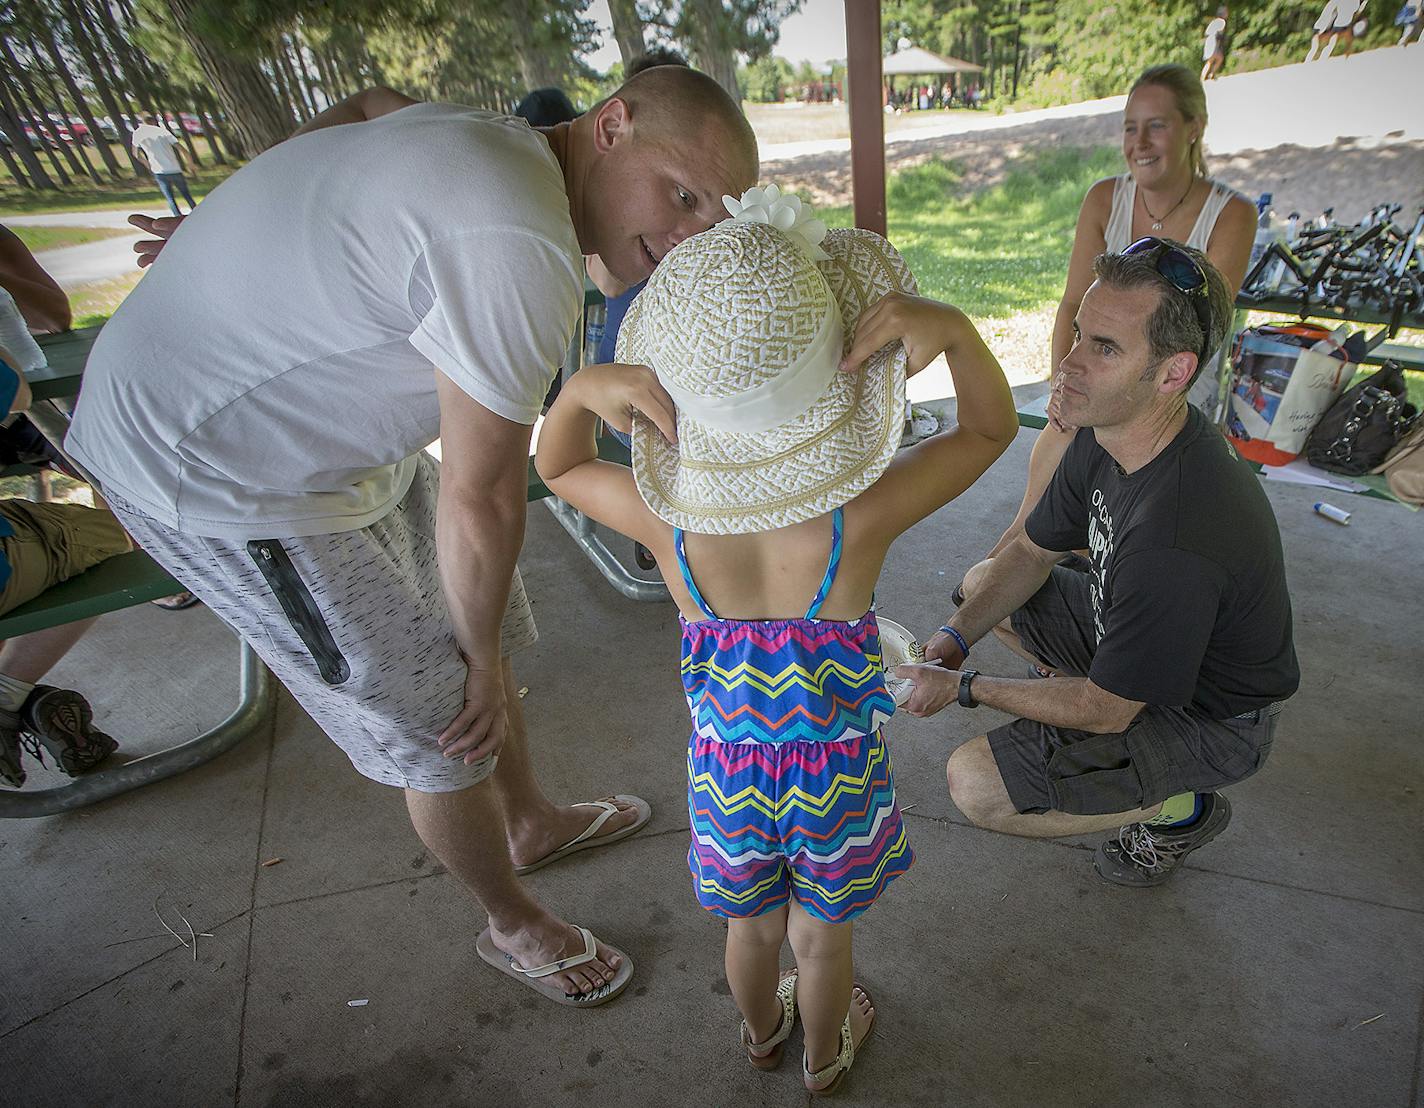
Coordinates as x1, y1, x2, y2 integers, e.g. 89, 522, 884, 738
957, 669, 980, 709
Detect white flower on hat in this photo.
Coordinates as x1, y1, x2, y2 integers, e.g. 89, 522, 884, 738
721, 183, 830, 262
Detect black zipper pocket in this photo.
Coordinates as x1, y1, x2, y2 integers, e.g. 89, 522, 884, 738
247, 539, 351, 685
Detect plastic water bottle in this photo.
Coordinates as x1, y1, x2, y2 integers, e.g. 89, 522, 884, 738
583, 302, 607, 368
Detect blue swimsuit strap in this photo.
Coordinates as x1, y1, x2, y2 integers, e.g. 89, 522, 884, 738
673, 526, 718, 620
675, 506, 845, 622
803, 507, 843, 620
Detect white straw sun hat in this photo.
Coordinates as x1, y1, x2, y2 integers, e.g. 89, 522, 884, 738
618, 184, 918, 535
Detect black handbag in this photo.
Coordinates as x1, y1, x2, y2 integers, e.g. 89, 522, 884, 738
1305, 361, 1420, 475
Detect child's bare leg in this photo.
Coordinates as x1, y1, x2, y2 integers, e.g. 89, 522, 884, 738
787, 901, 873, 1074
726, 904, 789, 1043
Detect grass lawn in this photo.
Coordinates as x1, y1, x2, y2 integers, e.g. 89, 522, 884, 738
817, 145, 1122, 319
10, 224, 132, 252
0, 163, 238, 217
69, 271, 145, 327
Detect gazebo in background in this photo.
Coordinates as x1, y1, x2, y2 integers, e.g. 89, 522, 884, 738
843, 3, 984, 236
881, 44, 984, 108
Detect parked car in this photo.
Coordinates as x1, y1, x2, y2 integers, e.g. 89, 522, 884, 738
62, 116, 96, 145
178, 112, 205, 134
21, 123, 53, 149
92, 116, 120, 141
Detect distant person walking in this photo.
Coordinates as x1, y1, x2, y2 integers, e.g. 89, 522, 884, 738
1201, 7, 1228, 80
1397, 0, 1423, 46
1305, 0, 1366, 60
130, 115, 196, 217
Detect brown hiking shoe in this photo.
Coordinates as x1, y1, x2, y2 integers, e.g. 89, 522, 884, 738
1, 706, 26, 787
21, 686, 119, 776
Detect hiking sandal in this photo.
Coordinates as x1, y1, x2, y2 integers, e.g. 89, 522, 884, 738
804, 984, 875, 1096
742, 970, 798, 1070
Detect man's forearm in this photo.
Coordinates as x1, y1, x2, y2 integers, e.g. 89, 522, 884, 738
968, 673, 1136, 733
1, 276, 71, 333
436, 488, 526, 669
949, 541, 1055, 648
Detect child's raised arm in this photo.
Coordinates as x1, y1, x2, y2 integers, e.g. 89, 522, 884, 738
844, 294, 1019, 537
534, 362, 677, 547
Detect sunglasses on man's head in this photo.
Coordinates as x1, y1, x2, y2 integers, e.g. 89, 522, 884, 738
1122, 236, 1213, 368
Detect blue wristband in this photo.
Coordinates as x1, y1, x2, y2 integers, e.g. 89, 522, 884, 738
938, 625, 970, 659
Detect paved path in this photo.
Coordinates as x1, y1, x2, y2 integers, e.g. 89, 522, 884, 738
7, 207, 171, 292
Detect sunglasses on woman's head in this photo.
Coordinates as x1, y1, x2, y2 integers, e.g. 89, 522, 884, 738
1122, 236, 1213, 368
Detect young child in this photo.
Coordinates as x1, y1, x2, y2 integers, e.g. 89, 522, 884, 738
535, 187, 1018, 1094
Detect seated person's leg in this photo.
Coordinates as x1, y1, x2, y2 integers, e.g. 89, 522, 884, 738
0, 500, 133, 615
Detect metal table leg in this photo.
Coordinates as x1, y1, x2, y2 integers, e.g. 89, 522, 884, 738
543, 497, 668, 602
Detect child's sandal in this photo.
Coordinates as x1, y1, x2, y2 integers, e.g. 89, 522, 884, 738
741, 970, 797, 1070
803, 985, 875, 1096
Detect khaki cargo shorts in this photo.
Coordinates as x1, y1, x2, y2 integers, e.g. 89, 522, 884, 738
0, 499, 133, 615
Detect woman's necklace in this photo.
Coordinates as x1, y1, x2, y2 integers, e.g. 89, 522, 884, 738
1141, 178, 1196, 232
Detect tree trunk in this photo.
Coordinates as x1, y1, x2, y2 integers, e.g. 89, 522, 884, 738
0, 36, 80, 182
195, 102, 226, 164
686, 0, 741, 104
60, 0, 144, 175
268, 47, 305, 123
81, 0, 141, 122
0, 64, 71, 186
267, 55, 300, 126
165, 0, 291, 157
199, 90, 235, 159
171, 104, 204, 167
38, 20, 123, 178
0, 71, 55, 187
281, 36, 316, 117
606, 0, 647, 70
309, 44, 336, 103
27, 34, 103, 182
0, 141, 31, 187
90, 0, 167, 121
289, 32, 321, 112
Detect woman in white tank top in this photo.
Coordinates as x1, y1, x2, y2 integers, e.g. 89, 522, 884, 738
988, 63, 1256, 557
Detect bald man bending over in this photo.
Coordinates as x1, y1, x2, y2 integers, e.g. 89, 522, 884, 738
68, 68, 759, 1005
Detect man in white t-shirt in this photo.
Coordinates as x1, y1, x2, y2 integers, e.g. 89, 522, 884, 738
68, 68, 758, 1005
129, 114, 196, 217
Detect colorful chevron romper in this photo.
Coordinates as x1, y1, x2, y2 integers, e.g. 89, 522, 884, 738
677, 507, 914, 924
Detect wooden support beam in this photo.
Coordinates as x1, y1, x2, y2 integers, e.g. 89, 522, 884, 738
845, 0, 886, 235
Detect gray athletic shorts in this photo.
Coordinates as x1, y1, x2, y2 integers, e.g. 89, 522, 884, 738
988, 566, 1280, 816
105, 452, 537, 792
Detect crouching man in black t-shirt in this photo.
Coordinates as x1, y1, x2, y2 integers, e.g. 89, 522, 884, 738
897, 239, 1299, 887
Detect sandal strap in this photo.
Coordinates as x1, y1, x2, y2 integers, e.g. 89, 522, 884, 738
561, 801, 620, 849
804, 1015, 855, 1085
508, 926, 597, 979
742, 972, 798, 1054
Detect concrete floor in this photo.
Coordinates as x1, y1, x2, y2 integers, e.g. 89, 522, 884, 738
3, 402, 1422, 1107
